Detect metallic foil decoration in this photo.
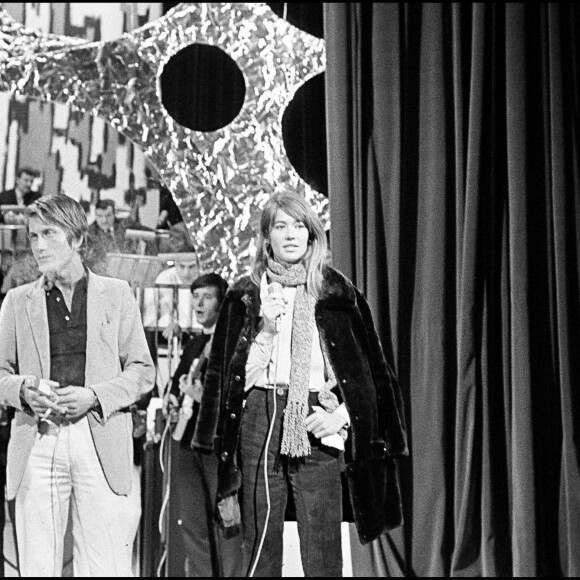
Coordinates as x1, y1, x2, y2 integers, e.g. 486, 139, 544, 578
0, 3, 327, 278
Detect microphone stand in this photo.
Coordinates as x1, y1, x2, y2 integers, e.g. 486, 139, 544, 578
159, 284, 181, 577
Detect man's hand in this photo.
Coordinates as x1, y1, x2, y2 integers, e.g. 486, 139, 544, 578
55, 386, 97, 421
163, 393, 180, 423
163, 322, 182, 341
178, 374, 203, 402
305, 406, 348, 439
20, 378, 65, 419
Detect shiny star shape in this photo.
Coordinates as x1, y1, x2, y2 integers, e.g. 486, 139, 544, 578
0, 3, 327, 278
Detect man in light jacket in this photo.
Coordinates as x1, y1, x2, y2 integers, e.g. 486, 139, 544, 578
0, 194, 155, 577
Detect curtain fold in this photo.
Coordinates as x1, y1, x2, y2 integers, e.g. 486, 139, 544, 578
325, 3, 580, 576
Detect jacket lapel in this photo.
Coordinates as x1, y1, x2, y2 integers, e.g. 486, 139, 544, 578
85, 271, 109, 381
25, 278, 50, 378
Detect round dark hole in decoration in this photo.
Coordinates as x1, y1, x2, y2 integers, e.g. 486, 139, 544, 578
160, 44, 246, 133
267, 3, 324, 39
162, 3, 180, 14
282, 73, 327, 196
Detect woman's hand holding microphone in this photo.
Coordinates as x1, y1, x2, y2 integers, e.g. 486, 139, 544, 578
262, 282, 286, 335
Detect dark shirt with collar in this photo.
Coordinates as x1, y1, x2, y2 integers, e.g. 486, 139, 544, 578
46, 275, 88, 388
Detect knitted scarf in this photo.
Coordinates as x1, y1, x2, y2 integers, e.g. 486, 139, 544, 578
266, 258, 316, 457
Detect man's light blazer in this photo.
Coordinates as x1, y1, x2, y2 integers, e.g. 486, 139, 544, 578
0, 270, 155, 499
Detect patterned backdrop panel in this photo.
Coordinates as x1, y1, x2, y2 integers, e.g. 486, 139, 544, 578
0, 3, 327, 277
0, 3, 164, 227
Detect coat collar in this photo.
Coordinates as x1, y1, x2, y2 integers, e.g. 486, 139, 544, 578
319, 267, 357, 309
25, 267, 103, 297
25, 278, 50, 377
229, 267, 357, 310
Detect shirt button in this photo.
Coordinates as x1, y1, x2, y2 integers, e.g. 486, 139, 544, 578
230, 413, 236, 420
65, 316, 70, 321
330, 341, 336, 347
234, 375, 241, 382
240, 336, 247, 344
277, 388, 285, 396
56, 297, 61, 302
220, 452, 229, 462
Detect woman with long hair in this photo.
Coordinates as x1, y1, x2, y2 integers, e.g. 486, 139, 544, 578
193, 192, 407, 577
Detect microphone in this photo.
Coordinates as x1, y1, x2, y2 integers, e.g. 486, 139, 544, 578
268, 282, 283, 333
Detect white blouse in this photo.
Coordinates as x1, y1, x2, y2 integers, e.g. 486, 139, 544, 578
245, 274, 350, 450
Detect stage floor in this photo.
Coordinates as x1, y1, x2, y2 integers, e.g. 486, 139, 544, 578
3, 509, 354, 577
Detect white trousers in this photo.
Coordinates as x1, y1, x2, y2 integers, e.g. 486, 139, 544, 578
15, 417, 140, 577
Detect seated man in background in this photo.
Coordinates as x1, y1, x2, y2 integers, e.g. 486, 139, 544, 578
142, 252, 202, 371
143, 222, 199, 336
0, 168, 42, 257
166, 273, 243, 577
0, 167, 41, 224
85, 198, 156, 274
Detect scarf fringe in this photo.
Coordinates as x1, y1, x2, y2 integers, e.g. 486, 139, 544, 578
280, 399, 311, 457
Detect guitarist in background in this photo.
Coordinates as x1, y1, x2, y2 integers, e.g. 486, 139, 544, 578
166, 273, 243, 577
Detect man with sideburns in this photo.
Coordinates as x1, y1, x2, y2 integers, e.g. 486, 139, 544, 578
0, 194, 155, 577
166, 273, 244, 577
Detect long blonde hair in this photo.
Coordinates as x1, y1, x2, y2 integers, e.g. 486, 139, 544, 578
251, 192, 327, 298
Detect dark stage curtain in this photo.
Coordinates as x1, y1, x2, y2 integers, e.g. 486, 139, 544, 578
325, 3, 580, 577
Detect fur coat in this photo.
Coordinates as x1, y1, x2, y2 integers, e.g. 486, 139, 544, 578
193, 266, 408, 544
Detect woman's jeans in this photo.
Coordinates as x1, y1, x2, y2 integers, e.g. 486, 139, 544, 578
240, 388, 343, 577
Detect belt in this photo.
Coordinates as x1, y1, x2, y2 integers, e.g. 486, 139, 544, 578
255, 384, 289, 396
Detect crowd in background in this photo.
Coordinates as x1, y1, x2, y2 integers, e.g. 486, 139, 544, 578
0, 172, 186, 305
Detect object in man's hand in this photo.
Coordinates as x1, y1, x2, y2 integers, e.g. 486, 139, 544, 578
24, 378, 56, 398
30, 379, 59, 402
24, 378, 65, 422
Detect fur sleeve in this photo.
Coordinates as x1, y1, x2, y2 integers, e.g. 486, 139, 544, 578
192, 293, 231, 452
354, 287, 408, 457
